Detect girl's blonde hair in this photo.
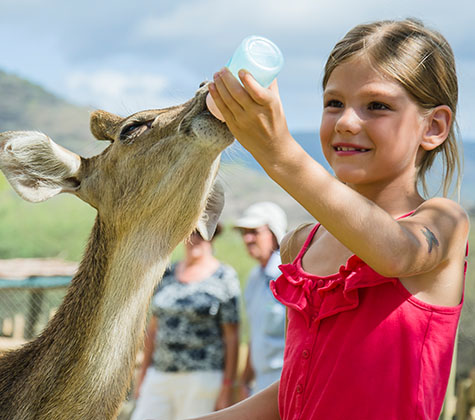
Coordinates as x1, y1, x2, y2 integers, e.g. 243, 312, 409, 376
322, 18, 462, 197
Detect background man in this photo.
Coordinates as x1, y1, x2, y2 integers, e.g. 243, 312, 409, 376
234, 201, 288, 397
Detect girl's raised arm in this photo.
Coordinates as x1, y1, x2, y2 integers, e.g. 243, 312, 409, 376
209, 69, 469, 288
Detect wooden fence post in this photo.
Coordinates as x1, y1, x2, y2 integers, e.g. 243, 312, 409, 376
441, 329, 458, 420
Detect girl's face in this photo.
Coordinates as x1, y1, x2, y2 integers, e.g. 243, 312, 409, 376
320, 57, 427, 193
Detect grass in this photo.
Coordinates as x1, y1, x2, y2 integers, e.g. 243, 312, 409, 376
0, 189, 95, 260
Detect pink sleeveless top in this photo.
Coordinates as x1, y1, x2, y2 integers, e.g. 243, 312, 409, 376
271, 223, 467, 420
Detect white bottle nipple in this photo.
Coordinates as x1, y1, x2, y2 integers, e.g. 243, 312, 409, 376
206, 93, 225, 121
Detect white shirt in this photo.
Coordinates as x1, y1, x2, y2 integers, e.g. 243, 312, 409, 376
244, 250, 286, 393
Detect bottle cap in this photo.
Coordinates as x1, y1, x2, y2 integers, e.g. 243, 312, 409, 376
206, 35, 284, 121
227, 35, 284, 87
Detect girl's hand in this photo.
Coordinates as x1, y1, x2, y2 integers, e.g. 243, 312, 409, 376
208, 68, 294, 164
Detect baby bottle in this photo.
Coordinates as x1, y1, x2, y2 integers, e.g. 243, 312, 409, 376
206, 35, 284, 121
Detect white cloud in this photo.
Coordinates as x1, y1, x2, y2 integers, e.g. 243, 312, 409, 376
64, 70, 178, 115
135, 0, 473, 46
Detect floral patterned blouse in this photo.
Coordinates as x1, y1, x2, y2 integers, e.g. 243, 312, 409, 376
151, 262, 240, 372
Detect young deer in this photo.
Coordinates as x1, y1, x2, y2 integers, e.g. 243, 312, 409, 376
0, 84, 234, 420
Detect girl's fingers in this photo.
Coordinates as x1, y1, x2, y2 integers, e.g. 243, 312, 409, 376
238, 70, 275, 105
213, 71, 245, 118
268, 78, 282, 101
208, 82, 233, 122
217, 68, 255, 110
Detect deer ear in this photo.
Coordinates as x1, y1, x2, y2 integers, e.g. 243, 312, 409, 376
0, 131, 82, 202
196, 180, 225, 241
90, 110, 122, 142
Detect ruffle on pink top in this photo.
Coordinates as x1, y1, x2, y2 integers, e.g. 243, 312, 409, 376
271, 254, 396, 327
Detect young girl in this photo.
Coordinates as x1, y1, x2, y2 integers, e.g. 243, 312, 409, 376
191, 18, 470, 420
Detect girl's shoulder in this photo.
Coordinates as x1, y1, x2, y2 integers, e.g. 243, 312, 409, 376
396, 198, 469, 306
408, 197, 470, 241
402, 198, 470, 278
280, 222, 316, 264
414, 196, 468, 216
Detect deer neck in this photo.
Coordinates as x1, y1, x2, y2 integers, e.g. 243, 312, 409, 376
68, 216, 171, 404
80, 219, 170, 386
4, 216, 171, 419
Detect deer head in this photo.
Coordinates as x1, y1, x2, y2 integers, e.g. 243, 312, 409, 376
0, 84, 233, 245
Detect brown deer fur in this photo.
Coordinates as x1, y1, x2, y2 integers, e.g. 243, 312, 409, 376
0, 84, 233, 420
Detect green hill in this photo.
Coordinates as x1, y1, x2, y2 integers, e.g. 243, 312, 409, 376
0, 70, 102, 157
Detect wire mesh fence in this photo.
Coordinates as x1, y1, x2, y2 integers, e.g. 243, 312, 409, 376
0, 258, 77, 351
0, 286, 67, 342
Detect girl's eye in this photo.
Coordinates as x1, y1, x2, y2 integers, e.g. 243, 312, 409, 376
325, 99, 343, 108
368, 102, 390, 111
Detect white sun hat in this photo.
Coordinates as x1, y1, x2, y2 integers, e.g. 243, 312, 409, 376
234, 201, 288, 244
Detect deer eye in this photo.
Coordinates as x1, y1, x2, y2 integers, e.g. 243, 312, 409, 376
120, 120, 154, 142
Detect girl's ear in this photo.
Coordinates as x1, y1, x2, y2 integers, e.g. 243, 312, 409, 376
420, 105, 452, 151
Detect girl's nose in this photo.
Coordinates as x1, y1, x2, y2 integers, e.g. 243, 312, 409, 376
335, 107, 361, 135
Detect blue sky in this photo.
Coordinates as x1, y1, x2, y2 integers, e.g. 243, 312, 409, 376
1, 0, 474, 140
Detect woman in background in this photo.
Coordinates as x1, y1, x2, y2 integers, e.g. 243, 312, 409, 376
132, 226, 240, 420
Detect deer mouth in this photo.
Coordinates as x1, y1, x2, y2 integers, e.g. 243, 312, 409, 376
172, 83, 233, 147
200, 108, 227, 125
180, 86, 229, 129
199, 96, 227, 126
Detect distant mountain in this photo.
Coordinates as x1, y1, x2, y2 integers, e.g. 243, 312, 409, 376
0, 70, 103, 157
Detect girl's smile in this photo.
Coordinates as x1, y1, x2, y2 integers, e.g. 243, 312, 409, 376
333, 143, 371, 156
